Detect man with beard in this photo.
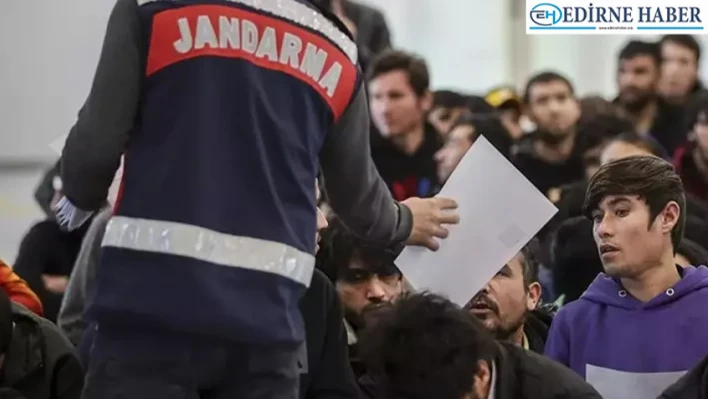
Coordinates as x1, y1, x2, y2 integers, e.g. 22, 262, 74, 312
358, 293, 602, 399
316, 220, 405, 378
545, 156, 708, 399
512, 72, 584, 198
615, 40, 686, 155
465, 243, 552, 354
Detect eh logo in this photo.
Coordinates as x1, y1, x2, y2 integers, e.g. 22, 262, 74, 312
530, 3, 563, 26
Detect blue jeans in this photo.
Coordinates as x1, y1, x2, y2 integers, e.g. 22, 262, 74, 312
81, 324, 300, 399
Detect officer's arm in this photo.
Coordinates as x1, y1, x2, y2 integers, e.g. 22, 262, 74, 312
320, 83, 412, 248
61, 0, 142, 211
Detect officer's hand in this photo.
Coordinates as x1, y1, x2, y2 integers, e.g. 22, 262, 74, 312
402, 196, 459, 251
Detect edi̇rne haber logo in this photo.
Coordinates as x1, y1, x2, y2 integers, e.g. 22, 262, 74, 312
526, 0, 706, 34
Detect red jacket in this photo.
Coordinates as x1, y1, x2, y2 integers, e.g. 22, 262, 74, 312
0, 260, 43, 316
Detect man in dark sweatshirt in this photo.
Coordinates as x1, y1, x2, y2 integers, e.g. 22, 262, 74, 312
56, 1, 458, 398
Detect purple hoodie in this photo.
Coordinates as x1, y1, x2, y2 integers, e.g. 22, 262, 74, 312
545, 265, 708, 399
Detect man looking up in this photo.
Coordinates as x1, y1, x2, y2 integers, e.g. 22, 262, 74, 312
545, 156, 708, 399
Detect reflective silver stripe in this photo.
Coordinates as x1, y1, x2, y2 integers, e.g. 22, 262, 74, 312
102, 216, 315, 287
136, 0, 358, 63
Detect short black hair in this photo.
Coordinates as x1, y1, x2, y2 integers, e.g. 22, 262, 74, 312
432, 90, 467, 109
359, 292, 497, 399
660, 35, 701, 62
551, 216, 603, 303
583, 156, 686, 249
677, 239, 708, 266
523, 71, 575, 104
315, 219, 400, 282
367, 50, 430, 97
577, 114, 634, 150
608, 132, 668, 159
465, 95, 497, 115
519, 239, 540, 287
618, 40, 661, 66
449, 114, 513, 158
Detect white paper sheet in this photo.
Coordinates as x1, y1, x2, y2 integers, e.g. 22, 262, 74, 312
396, 136, 558, 306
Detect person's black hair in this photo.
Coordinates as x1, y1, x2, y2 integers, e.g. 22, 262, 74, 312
550, 216, 603, 304
677, 239, 708, 266
607, 131, 669, 159
660, 35, 701, 63
583, 156, 686, 250
449, 113, 513, 159
683, 91, 708, 134
359, 292, 497, 399
0, 290, 13, 355
577, 114, 634, 151
367, 50, 430, 97
520, 239, 541, 286
523, 71, 575, 104
432, 90, 468, 109
684, 215, 708, 253
315, 218, 400, 282
618, 40, 661, 67
465, 95, 497, 115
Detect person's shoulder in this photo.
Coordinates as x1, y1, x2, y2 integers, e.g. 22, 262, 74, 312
22, 220, 63, 242
12, 303, 77, 358
503, 343, 600, 398
300, 269, 336, 314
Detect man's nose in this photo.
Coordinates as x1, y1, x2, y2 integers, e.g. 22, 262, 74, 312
366, 278, 388, 300
595, 217, 613, 238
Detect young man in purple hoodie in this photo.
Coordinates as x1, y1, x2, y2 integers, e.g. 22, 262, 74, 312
544, 155, 708, 399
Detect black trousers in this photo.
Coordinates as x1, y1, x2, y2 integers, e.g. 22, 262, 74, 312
81, 324, 301, 399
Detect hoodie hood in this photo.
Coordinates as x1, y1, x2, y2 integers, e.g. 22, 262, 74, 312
581, 265, 708, 310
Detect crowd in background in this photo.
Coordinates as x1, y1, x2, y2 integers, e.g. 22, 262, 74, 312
2, 0, 708, 398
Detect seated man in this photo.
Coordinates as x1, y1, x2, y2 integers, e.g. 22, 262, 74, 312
545, 156, 708, 399
0, 289, 83, 398
465, 242, 553, 354
316, 220, 406, 377
358, 292, 601, 399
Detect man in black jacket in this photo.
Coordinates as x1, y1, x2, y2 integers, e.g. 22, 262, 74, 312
358, 292, 600, 399
298, 184, 360, 398
299, 269, 360, 399
658, 354, 708, 399
0, 290, 83, 399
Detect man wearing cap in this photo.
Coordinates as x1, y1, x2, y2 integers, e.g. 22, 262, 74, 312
486, 86, 525, 140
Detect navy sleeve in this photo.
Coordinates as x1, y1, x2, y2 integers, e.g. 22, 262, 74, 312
61, 0, 143, 211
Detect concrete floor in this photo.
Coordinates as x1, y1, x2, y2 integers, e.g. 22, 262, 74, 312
0, 169, 45, 264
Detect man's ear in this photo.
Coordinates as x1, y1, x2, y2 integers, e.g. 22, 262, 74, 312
526, 282, 542, 311
659, 201, 680, 235
471, 360, 492, 399
420, 90, 433, 113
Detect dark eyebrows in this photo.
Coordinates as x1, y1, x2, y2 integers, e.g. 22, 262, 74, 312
607, 197, 632, 207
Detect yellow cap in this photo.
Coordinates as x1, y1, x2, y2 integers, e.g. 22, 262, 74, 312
485, 88, 521, 108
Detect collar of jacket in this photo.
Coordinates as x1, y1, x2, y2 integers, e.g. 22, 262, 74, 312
522, 307, 555, 354
344, 318, 357, 345
1, 304, 44, 387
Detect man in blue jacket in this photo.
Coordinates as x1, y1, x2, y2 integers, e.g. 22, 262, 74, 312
57, 0, 458, 398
